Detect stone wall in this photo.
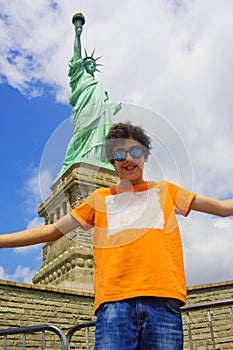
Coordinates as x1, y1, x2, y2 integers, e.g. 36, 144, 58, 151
0, 279, 95, 349
0, 279, 233, 349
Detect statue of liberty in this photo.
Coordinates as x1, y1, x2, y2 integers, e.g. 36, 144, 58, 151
57, 12, 121, 178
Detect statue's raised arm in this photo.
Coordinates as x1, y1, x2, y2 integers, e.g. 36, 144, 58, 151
72, 12, 84, 60
56, 12, 121, 179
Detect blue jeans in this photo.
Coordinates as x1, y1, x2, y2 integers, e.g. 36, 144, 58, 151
94, 297, 183, 350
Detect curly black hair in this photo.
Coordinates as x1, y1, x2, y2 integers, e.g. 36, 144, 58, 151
105, 122, 151, 163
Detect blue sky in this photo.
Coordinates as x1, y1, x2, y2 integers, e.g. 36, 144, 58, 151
0, 0, 233, 286
0, 85, 71, 281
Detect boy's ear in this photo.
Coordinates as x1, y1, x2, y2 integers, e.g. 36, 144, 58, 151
110, 159, 116, 168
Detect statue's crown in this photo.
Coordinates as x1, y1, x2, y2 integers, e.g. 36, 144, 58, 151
83, 49, 103, 73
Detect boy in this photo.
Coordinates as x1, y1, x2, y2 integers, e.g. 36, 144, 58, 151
0, 122, 232, 349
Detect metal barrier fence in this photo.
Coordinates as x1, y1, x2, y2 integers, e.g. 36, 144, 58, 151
0, 299, 232, 349
66, 299, 233, 350
183, 299, 233, 350
67, 320, 95, 350
0, 324, 70, 350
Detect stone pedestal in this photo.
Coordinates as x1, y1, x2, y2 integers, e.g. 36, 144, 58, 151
32, 162, 118, 293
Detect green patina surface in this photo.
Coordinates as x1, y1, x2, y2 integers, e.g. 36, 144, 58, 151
57, 13, 121, 178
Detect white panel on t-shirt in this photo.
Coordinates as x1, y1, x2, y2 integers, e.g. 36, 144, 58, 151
105, 188, 164, 237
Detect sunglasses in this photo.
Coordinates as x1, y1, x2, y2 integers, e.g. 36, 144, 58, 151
112, 146, 144, 162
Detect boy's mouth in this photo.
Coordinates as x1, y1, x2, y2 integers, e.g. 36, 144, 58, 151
123, 164, 138, 171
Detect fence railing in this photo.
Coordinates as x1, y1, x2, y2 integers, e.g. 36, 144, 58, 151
66, 299, 233, 350
67, 320, 96, 350
182, 299, 233, 350
0, 299, 232, 349
0, 324, 70, 350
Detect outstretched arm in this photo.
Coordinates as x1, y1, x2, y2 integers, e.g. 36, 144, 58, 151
190, 194, 233, 217
0, 224, 63, 248
73, 20, 83, 60
0, 214, 81, 248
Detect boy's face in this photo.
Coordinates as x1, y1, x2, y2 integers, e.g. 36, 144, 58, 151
112, 138, 147, 185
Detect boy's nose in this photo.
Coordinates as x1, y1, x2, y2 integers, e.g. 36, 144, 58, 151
125, 151, 133, 161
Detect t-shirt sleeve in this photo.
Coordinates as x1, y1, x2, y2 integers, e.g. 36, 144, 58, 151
167, 182, 196, 217
71, 191, 96, 230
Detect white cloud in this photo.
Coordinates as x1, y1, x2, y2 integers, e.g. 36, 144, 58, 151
0, 265, 37, 284
22, 165, 54, 209
13, 243, 42, 256
181, 213, 233, 286
39, 169, 54, 200
23, 167, 42, 203
213, 217, 232, 230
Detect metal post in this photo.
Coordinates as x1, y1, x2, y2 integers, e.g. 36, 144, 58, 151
22, 333, 26, 350
42, 330, 45, 349
3, 335, 7, 350
86, 326, 90, 350
185, 311, 193, 350
207, 309, 216, 350
229, 306, 233, 329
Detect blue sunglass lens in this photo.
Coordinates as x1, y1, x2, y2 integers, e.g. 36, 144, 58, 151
113, 149, 127, 161
130, 147, 143, 159
113, 147, 143, 161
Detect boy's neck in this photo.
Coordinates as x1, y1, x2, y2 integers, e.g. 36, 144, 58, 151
117, 179, 147, 191
120, 178, 145, 185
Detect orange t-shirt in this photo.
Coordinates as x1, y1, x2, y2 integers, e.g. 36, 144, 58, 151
71, 180, 196, 312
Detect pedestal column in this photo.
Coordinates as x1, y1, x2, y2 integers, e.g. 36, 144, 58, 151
33, 163, 118, 293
